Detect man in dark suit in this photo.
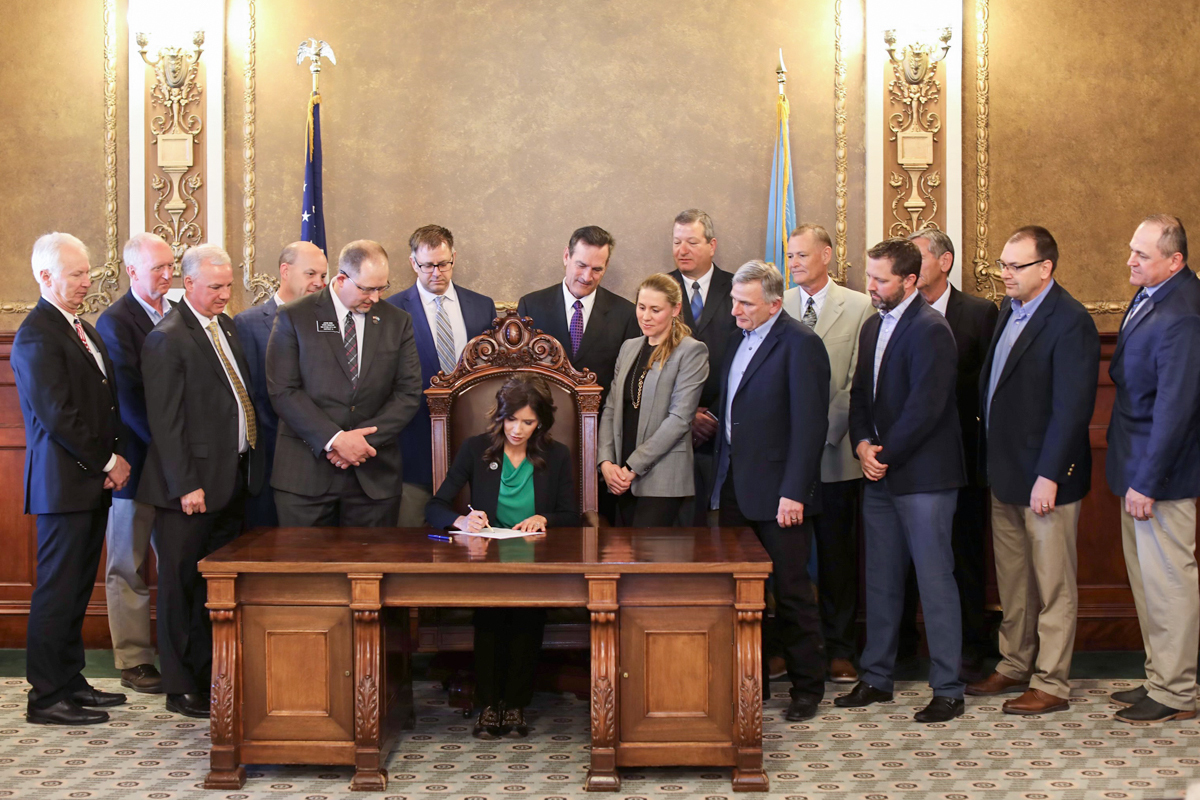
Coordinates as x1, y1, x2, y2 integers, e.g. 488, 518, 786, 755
839, 238, 966, 723
1106, 214, 1200, 723
267, 239, 422, 527
14, 232, 132, 725
667, 208, 737, 525
139, 244, 265, 718
899, 228, 1000, 678
94, 232, 174, 695
967, 225, 1099, 715
234, 241, 328, 528
516, 225, 639, 399
710, 260, 830, 722
387, 225, 495, 526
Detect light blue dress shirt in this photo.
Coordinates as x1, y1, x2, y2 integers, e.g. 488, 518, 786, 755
985, 279, 1054, 427
724, 308, 783, 443
872, 289, 919, 395
132, 292, 171, 325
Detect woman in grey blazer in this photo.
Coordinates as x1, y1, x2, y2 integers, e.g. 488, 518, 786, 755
598, 273, 709, 526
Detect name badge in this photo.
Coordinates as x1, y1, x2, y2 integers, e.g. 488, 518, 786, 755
317, 320, 339, 333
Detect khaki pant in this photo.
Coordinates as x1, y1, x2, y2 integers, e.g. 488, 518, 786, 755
1121, 498, 1199, 710
398, 482, 433, 528
105, 498, 157, 670
991, 498, 1080, 698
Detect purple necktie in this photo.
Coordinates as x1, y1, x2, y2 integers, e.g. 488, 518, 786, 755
569, 299, 584, 358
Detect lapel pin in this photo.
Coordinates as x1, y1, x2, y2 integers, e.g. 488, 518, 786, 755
489, 461, 499, 470
372, 315, 380, 324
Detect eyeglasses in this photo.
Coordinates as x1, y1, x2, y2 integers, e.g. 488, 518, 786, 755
339, 270, 390, 295
994, 258, 1046, 273
414, 259, 454, 274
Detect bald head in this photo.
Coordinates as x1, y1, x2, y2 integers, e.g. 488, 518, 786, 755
278, 241, 328, 303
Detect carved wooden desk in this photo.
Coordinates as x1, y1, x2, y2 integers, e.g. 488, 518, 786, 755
198, 527, 771, 792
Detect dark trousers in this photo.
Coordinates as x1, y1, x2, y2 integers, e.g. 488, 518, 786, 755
899, 484, 991, 660
275, 469, 400, 527
813, 479, 861, 660
26, 508, 108, 708
154, 485, 246, 695
473, 607, 547, 708
683, 441, 718, 525
720, 475, 825, 700
615, 494, 684, 528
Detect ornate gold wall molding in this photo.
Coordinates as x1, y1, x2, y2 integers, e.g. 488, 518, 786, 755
971, 0, 1000, 301
832, 0, 850, 285
240, 0, 279, 305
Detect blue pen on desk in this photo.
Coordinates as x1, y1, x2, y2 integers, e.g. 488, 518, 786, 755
428, 534, 452, 542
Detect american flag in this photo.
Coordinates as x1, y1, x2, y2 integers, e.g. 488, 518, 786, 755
300, 91, 327, 254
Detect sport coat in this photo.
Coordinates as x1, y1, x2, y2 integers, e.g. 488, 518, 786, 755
1106, 266, 1200, 500
712, 311, 830, 520
12, 298, 123, 514
138, 300, 266, 510
267, 287, 422, 500
783, 281, 875, 483
944, 285, 1000, 487
598, 335, 708, 497
670, 265, 737, 409
425, 434, 579, 529
387, 282, 496, 487
849, 292, 965, 495
233, 295, 280, 456
980, 281, 1100, 507
516, 283, 639, 400
96, 289, 170, 498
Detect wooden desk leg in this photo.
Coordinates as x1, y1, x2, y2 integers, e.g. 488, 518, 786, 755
205, 577, 246, 790
585, 577, 620, 792
732, 606, 768, 793
351, 607, 388, 792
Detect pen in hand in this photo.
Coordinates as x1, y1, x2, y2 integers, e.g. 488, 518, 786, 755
466, 504, 491, 531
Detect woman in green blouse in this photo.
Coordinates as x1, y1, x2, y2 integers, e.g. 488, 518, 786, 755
425, 375, 578, 738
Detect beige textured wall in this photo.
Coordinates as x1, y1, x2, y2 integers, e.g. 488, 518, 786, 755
224, 0, 859, 309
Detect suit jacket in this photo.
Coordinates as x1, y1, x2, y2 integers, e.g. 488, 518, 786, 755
849, 293, 965, 495
233, 296, 281, 464
1106, 266, 1200, 500
386, 282, 496, 487
425, 434, 579, 529
944, 285, 1000, 487
980, 281, 1099, 507
598, 335, 708, 497
12, 298, 123, 515
670, 266, 737, 410
137, 300, 266, 510
516, 283, 639, 401
712, 311, 830, 520
96, 290, 169, 498
783, 281, 875, 483
267, 287, 422, 500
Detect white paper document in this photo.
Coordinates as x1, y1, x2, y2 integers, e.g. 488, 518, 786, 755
451, 528, 537, 539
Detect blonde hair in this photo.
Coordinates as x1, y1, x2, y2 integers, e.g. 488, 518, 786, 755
637, 273, 692, 370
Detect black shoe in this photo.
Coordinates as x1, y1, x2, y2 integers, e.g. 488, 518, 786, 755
502, 706, 529, 737
785, 694, 819, 722
26, 699, 109, 726
914, 696, 964, 723
1110, 685, 1148, 708
70, 687, 127, 708
834, 681, 893, 708
165, 693, 210, 718
473, 705, 502, 739
120, 664, 164, 694
1114, 695, 1196, 723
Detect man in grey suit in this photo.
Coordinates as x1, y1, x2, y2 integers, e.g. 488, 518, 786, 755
234, 241, 328, 528
782, 224, 874, 686
267, 239, 422, 527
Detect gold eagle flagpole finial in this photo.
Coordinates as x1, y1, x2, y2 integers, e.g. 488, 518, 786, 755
296, 38, 336, 94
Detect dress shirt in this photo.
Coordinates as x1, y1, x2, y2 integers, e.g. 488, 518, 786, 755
184, 297, 249, 453
724, 308, 783, 443
1122, 279, 1165, 330
927, 285, 951, 317
797, 278, 832, 320
873, 289, 919, 394
562, 280, 598, 332
132, 292, 171, 325
415, 280, 468, 359
682, 265, 715, 308
324, 289, 368, 453
985, 279, 1054, 427
51, 299, 117, 472
272, 291, 287, 309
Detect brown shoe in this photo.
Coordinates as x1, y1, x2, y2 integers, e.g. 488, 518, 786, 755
829, 657, 858, 684
1002, 688, 1069, 715
965, 671, 1029, 697
120, 664, 163, 694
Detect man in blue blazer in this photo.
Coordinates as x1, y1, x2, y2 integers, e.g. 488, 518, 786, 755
233, 241, 328, 528
95, 232, 175, 694
1106, 214, 1200, 723
387, 225, 496, 526
710, 260, 831, 722
840, 238, 966, 723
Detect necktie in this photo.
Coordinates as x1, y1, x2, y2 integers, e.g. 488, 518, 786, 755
690, 281, 703, 321
73, 317, 93, 352
569, 299, 584, 358
343, 312, 358, 387
1123, 288, 1149, 330
207, 321, 257, 448
434, 295, 456, 374
802, 297, 818, 329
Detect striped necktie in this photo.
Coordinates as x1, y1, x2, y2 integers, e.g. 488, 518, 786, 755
343, 312, 358, 387
207, 321, 257, 448
434, 295, 456, 374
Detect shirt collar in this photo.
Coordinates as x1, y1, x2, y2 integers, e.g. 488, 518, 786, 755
745, 307, 783, 340
562, 279, 598, 313
132, 290, 169, 322
1011, 279, 1055, 321
271, 291, 286, 308
681, 265, 714, 293
926, 284, 951, 316
882, 289, 919, 322
48, 297, 84, 327
799, 278, 831, 307
184, 296, 217, 329
415, 279, 458, 307
330, 285, 362, 323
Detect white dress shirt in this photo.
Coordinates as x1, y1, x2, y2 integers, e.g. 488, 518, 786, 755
873, 289, 919, 395
927, 284, 951, 317
52, 300, 117, 472
796, 278, 832, 321
185, 298, 250, 454
562, 280, 598, 332
682, 265, 715, 308
416, 280, 468, 359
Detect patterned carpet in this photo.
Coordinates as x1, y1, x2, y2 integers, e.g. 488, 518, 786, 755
0, 677, 1196, 800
